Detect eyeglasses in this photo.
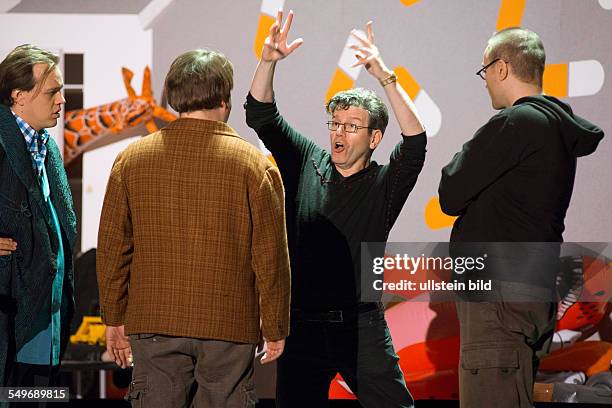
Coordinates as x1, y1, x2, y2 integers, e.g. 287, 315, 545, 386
476, 58, 501, 80
326, 121, 373, 133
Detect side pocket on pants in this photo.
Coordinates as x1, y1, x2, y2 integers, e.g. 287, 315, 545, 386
461, 348, 522, 407
125, 375, 148, 407
243, 383, 258, 408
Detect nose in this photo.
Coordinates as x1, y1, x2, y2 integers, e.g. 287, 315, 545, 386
335, 124, 345, 134
57, 92, 66, 105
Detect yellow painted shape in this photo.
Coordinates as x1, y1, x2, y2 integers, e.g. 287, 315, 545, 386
325, 68, 355, 103
424, 196, 456, 230
400, 0, 420, 6
496, 0, 526, 31
394, 66, 421, 100
543, 63, 569, 98
254, 14, 276, 59
70, 316, 107, 346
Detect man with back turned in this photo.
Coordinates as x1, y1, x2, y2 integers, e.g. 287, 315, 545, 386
439, 28, 604, 408
97, 48, 291, 407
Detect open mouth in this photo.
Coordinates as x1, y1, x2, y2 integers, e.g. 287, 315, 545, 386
333, 142, 345, 152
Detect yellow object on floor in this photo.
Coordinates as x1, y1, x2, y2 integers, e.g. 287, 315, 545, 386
70, 316, 107, 346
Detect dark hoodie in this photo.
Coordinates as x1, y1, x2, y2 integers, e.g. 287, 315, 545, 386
439, 95, 604, 243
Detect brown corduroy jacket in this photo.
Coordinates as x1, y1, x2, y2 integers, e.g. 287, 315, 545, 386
96, 118, 290, 343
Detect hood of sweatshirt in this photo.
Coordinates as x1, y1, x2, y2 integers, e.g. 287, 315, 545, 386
514, 95, 604, 157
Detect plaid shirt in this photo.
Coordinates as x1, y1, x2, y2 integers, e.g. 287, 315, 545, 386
12, 110, 49, 176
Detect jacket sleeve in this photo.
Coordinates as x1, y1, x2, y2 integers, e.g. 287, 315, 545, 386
438, 112, 523, 216
250, 166, 291, 341
96, 152, 133, 326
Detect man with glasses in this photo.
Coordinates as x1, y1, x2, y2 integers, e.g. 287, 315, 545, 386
439, 28, 604, 407
245, 9, 426, 408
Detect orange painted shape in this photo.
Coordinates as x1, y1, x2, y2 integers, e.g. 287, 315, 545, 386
121, 67, 137, 99
254, 14, 275, 59
424, 196, 456, 230
540, 341, 612, 377
394, 66, 421, 100
543, 63, 569, 98
325, 68, 355, 103
496, 0, 526, 31
400, 0, 420, 6
145, 120, 158, 134
64, 132, 77, 149
67, 120, 84, 132
557, 255, 611, 331
141, 66, 152, 98
153, 105, 177, 122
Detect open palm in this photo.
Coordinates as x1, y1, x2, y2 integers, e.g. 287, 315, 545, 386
261, 9, 303, 62
349, 21, 388, 80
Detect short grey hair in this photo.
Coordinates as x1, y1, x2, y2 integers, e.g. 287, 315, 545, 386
486, 27, 546, 87
326, 88, 389, 134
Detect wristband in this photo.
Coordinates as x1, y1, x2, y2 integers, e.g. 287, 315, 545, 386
379, 72, 397, 87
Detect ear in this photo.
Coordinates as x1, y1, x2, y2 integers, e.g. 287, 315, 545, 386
498, 60, 510, 81
11, 89, 25, 106
369, 129, 383, 150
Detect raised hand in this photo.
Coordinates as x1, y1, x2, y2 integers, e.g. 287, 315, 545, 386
349, 21, 391, 80
261, 9, 304, 62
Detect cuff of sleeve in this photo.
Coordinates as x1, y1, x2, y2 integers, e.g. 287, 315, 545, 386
101, 308, 125, 327
244, 92, 281, 130
261, 321, 289, 342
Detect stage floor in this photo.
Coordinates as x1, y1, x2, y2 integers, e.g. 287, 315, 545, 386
51, 399, 608, 407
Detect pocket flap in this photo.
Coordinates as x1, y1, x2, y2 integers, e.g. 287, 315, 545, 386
125, 375, 148, 401
462, 348, 519, 370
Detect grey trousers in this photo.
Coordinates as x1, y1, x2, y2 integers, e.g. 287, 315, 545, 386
127, 334, 257, 408
456, 283, 556, 408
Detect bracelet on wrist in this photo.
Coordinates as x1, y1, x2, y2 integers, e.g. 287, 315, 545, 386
379, 72, 397, 87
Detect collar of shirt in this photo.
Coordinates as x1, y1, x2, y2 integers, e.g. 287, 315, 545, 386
11, 110, 50, 177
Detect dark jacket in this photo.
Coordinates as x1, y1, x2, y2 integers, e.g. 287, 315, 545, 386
439, 95, 604, 242
0, 104, 77, 385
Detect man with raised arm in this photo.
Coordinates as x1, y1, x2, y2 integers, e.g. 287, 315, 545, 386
245, 10, 426, 407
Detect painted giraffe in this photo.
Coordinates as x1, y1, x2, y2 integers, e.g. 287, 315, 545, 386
63, 66, 176, 164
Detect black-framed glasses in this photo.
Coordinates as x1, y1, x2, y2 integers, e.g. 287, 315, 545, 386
326, 121, 373, 133
476, 58, 501, 80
